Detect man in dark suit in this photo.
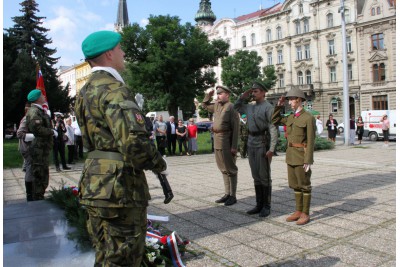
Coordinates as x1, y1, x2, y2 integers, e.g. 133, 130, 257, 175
166, 116, 177, 156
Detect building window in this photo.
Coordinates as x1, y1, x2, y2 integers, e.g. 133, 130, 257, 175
296, 46, 302, 60
295, 21, 301, 34
346, 36, 352, 52
299, 3, 303, 14
266, 29, 272, 42
331, 101, 338, 113
344, 9, 350, 23
306, 70, 312, 84
304, 44, 310, 59
348, 64, 353, 80
327, 13, 333, 27
377, 7, 381, 15
267, 52, 273, 65
251, 33, 256, 46
371, 33, 384, 50
371, 8, 375, 16
372, 63, 386, 82
330, 66, 336, 82
242, 36, 247, 48
224, 26, 227, 36
304, 19, 309, 33
276, 26, 282, 40
328, 39, 335, 55
372, 95, 388, 110
277, 50, 283, 64
297, 71, 304, 85
279, 74, 285, 88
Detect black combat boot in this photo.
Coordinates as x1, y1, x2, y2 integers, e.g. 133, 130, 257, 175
215, 194, 230, 203
25, 182, 34, 202
259, 185, 271, 217
247, 185, 263, 214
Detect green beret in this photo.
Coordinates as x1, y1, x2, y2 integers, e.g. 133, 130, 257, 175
27, 89, 42, 102
251, 81, 268, 91
241, 114, 247, 118
82, 31, 121, 59
216, 85, 232, 94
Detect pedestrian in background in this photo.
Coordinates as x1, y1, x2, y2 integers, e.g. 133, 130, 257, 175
349, 115, 356, 145
203, 85, 239, 206
234, 81, 277, 217
239, 114, 248, 159
154, 115, 167, 156
25, 89, 55, 200
76, 30, 167, 267
176, 119, 188, 155
356, 116, 364, 145
316, 115, 323, 136
166, 116, 177, 156
187, 118, 198, 155
52, 113, 71, 172
326, 114, 338, 142
72, 117, 84, 160
65, 117, 75, 164
272, 87, 316, 225
381, 114, 390, 147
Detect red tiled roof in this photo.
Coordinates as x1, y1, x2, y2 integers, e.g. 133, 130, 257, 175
235, 3, 282, 22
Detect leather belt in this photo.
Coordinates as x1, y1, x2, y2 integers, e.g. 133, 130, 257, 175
249, 131, 265, 136
288, 143, 307, 148
87, 150, 123, 161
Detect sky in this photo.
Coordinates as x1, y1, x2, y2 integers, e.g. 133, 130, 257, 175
3, 0, 281, 68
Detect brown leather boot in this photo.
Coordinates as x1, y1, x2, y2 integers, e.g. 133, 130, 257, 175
286, 210, 302, 222
296, 213, 310, 225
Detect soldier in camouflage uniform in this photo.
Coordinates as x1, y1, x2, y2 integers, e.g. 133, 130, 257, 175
239, 114, 248, 158
25, 89, 54, 200
272, 88, 316, 225
234, 81, 278, 217
76, 31, 167, 267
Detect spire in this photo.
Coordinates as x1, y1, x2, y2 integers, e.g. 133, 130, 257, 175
195, 0, 216, 28
115, 0, 129, 32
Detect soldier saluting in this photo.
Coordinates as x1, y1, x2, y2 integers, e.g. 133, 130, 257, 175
234, 81, 277, 217
75, 31, 167, 266
272, 88, 316, 225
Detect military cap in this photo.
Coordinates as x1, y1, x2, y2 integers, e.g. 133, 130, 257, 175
251, 81, 268, 91
241, 114, 247, 118
285, 87, 306, 100
54, 112, 63, 117
27, 89, 42, 102
82, 31, 121, 59
216, 85, 232, 94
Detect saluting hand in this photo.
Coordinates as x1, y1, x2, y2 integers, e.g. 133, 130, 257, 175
208, 89, 215, 97
241, 88, 252, 100
277, 95, 286, 106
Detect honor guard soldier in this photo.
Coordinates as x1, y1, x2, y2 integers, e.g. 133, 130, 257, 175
25, 89, 54, 200
202, 85, 240, 206
234, 81, 278, 217
272, 88, 316, 225
76, 31, 167, 266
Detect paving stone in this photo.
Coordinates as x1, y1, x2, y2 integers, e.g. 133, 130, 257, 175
215, 244, 278, 267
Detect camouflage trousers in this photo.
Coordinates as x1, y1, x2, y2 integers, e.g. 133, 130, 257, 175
239, 139, 248, 158
86, 206, 147, 267
31, 163, 49, 200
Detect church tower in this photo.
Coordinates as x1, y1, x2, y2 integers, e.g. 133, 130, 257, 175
195, 0, 216, 31
114, 0, 129, 32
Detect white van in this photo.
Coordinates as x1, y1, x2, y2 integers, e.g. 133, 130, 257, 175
145, 111, 170, 122
361, 110, 396, 141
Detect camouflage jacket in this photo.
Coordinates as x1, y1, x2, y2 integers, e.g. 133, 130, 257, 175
75, 70, 166, 208
239, 120, 249, 141
25, 105, 54, 155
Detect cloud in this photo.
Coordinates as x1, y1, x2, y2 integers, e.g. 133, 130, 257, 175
101, 23, 115, 31
140, 18, 149, 27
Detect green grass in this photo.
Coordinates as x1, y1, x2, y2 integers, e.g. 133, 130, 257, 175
3, 139, 24, 168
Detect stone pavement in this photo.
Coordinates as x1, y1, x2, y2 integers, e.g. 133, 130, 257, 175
3, 141, 396, 266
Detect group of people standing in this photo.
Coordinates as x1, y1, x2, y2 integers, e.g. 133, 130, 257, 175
153, 115, 198, 156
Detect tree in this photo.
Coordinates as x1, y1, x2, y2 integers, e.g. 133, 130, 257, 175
4, 0, 72, 130
121, 15, 229, 118
261, 65, 277, 90
221, 50, 263, 96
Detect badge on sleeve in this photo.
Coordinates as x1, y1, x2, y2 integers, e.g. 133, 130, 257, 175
135, 113, 145, 125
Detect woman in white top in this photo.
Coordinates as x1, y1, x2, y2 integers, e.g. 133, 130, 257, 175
65, 117, 75, 164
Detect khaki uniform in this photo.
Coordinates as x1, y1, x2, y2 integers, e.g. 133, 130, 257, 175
26, 105, 53, 200
272, 107, 316, 215
202, 94, 239, 197
75, 70, 166, 266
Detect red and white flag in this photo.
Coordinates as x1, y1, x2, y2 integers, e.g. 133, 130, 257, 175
36, 64, 49, 111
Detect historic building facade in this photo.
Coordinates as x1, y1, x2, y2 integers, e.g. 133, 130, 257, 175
197, 0, 396, 121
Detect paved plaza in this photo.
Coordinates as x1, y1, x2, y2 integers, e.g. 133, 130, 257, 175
3, 141, 396, 266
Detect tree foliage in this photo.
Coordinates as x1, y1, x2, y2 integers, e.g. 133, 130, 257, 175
120, 15, 229, 118
261, 65, 277, 90
220, 50, 263, 95
3, 0, 72, 130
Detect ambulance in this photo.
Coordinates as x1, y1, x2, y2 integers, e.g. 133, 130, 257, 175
361, 110, 396, 141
